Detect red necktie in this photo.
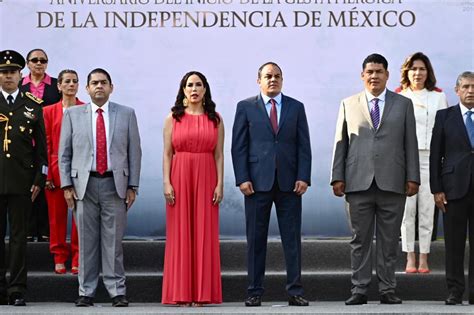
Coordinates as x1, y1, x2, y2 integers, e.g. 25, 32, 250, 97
96, 108, 107, 175
270, 99, 278, 134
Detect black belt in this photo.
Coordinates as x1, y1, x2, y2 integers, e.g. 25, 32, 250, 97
90, 171, 113, 178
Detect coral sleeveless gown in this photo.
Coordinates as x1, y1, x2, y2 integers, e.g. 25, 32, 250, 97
162, 113, 222, 304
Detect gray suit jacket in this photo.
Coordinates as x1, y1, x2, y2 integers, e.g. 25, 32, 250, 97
58, 102, 141, 200
331, 90, 420, 194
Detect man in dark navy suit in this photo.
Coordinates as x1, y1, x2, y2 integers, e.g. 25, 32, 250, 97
231, 62, 312, 307
430, 71, 474, 305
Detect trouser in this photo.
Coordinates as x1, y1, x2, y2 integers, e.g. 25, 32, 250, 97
245, 181, 303, 297
45, 187, 78, 266
401, 150, 435, 253
0, 194, 30, 295
75, 176, 127, 298
345, 182, 406, 295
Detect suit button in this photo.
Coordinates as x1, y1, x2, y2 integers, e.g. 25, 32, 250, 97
9, 112, 13, 116
7, 140, 11, 144
6, 154, 10, 158
8, 126, 12, 130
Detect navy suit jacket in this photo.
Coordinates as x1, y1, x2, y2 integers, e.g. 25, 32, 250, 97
430, 104, 474, 200
231, 94, 311, 192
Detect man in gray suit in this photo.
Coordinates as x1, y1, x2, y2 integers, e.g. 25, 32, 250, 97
331, 54, 420, 305
59, 68, 141, 307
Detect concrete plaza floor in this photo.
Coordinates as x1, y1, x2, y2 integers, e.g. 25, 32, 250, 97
0, 301, 474, 315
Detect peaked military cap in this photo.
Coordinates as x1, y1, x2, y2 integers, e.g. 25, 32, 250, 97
0, 50, 25, 71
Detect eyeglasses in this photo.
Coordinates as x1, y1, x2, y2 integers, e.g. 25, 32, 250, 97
29, 58, 48, 64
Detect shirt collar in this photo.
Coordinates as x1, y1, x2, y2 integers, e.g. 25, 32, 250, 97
22, 73, 52, 86
261, 92, 282, 105
365, 88, 387, 103
2, 89, 19, 101
459, 103, 473, 116
91, 101, 109, 114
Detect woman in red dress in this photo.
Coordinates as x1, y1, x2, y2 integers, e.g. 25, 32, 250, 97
43, 70, 84, 274
162, 71, 224, 306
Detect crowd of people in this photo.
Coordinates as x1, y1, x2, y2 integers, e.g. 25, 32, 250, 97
0, 48, 472, 308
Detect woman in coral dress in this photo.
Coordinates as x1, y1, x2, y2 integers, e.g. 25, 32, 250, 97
162, 71, 224, 306
43, 69, 84, 274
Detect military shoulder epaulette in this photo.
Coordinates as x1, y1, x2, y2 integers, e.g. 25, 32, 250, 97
24, 92, 44, 105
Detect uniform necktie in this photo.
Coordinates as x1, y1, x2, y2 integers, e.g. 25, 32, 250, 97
7, 95, 14, 106
96, 108, 107, 175
466, 111, 474, 148
270, 99, 278, 134
370, 98, 380, 129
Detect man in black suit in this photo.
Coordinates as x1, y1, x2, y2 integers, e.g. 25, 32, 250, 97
231, 62, 312, 307
430, 71, 474, 305
0, 50, 47, 306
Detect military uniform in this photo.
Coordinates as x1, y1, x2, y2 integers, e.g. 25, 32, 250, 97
0, 50, 47, 306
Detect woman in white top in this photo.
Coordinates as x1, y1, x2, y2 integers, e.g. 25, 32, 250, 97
398, 52, 448, 273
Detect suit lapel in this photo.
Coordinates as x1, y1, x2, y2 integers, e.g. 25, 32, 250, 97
11, 93, 27, 112
448, 105, 471, 148
108, 102, 117, 148
84, 104, 93, 148
0, 94, 9, 112
378, 90, 395, 130
55, 102, 63, 122
277, 94, 290, 134
357, 92, 374, 130
256, 95, 274, 134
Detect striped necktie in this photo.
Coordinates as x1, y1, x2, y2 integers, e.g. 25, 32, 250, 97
370, 98, 380, 129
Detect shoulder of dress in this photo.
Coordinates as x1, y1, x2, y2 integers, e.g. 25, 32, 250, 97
24, 92, 44, 105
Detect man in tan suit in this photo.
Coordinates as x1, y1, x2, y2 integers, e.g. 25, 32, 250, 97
331, 53, 420, 305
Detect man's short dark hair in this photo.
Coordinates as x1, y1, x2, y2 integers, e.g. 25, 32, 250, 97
257, 62, 283, 79
362, 53, 388, 71
87, 68, 112, 85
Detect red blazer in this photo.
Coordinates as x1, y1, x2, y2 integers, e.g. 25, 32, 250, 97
44, 99, 84, 186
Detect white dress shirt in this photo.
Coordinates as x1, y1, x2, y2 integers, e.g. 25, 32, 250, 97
91, 101, 111, 171
459, 102, 474, 126
1, 89, 19, 103
261, 92, 282, 124
365, 88, 387, 119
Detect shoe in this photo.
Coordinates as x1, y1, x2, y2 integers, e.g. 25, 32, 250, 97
417, 268, 430, 274
380, 293, 402, 304
245, 295, 261, 307
71, 266, 79, 275
55, 263, 67, 274
38, 235, 50, 242
445, 292, 462, 305
112, 295, 129, 307
288, 295, 309, 306
75, 296, 93, 307
405, 268, 417, 273
345, 293, 367, 305
8, 293, 26, 306
26, 236, 34, 242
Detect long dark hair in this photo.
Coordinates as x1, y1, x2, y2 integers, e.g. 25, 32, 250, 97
400, 52, 437, 91
171, 71, 220, 125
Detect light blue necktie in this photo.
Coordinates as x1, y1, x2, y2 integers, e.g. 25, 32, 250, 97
466, 111, 474, 148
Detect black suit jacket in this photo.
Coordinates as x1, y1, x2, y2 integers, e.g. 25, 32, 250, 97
0, 92, 47, 194
231, 94, 311, 192
19, 76, 60, 106
430, 104, 473, 200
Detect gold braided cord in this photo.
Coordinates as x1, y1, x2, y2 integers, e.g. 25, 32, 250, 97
0, 114, 10, 152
